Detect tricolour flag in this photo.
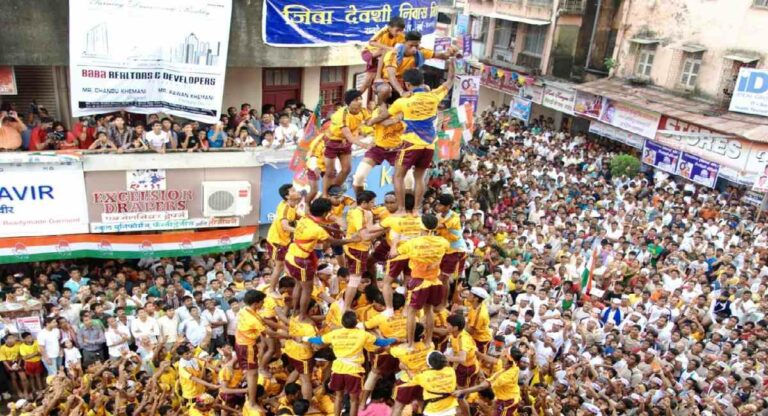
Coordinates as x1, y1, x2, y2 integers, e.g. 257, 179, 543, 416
581, 248, 598, 294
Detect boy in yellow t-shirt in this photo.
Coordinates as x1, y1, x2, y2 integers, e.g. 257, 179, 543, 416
322, 90, 371, 197
360, 17, 406, 93
407, 351, 458, 416
342, 190, 378, 311
266, 183, 301, 296
19, 332, 44, 393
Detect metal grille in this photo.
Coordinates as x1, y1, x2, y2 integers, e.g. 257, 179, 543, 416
208, 191, 235, 211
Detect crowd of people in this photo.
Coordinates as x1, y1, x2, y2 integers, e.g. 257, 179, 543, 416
1, 20, 768, 416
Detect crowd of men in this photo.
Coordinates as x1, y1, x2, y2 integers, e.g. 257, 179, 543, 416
1, 19, 768, 416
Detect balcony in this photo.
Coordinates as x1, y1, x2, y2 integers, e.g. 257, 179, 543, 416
491, 46, 516, 64
516, 52, 542, 72
559, 0, 585, 14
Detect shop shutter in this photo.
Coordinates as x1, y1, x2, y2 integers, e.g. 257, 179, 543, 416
1, 66, 59, 119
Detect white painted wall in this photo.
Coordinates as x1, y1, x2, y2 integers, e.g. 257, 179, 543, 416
222, 67, 263, 115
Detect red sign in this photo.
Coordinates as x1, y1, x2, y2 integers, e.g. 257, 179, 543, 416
92, 189, 193, 213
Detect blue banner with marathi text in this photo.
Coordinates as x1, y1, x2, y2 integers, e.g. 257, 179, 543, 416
263, 0, 438, 46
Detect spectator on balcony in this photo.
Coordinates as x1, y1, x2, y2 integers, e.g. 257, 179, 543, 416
272, 112, 301, 149
133, 121, 146, 140
180, 122, 205, 152
0, 110, 25, 151
260, 130, 275, 148
32, 121, 78, 150
260, 113, 275, 133
120, 132, 149, 152
144, 121, 169, 153
207, 122, 226, 149
107, 115, 132, 148
88, 131, 118, 152
234, 125, 257, 148
72, 117, 95, 150
29, 117, 53, 151
161, 118, 178, 149
94, 114, 109, 135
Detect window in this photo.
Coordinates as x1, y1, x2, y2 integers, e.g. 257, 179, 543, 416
522, 25, 547, 57
635, 45, 656, 77
528, 0, 553, 6
755, 0, 768, 7
492, 20, 517, 63
680, 53, 702, 89
264, 69, 300, 87
320, 67, 346, 117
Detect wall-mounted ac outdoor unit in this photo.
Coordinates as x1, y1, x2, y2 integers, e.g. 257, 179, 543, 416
202, 181, 252, 217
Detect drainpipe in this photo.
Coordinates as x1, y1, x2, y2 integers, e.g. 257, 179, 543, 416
584, 0, 602, 71
609, 0, 633, 77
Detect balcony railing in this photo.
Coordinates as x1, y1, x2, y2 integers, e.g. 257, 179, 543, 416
559, 0, 585, 14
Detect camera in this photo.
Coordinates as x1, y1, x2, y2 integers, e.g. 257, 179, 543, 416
48, 131, 65, 141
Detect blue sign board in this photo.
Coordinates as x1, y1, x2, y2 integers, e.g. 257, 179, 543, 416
263, 0, 438, 46
259, 155, 395, 223
642, 139, 681, 174
677, 152, 719, 188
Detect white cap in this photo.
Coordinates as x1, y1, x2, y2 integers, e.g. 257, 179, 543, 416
470, 287, 490, 300
612, 298, 621, 305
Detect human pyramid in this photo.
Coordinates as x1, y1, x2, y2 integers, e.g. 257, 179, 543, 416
223, 18, 521, 416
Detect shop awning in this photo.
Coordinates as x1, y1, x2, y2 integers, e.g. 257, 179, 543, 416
573, 78, 768, 143
629, 38, 660, 45
676, 43, 707, 53
490, 12, 550, 26
724, 53, 760, 63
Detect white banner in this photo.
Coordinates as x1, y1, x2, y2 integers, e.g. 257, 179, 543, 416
753, 162, 768, 193
0, 159, 89, 238
729, 68, 768, 117
589, 121, 644, 149
542, 85, 576, 115
69, 0, 232, 123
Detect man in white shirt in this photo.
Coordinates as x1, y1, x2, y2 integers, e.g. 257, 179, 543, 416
37, 317, 62, 375
225, 299, 240, 345
157, 306, 179, 349
105, 316, 131, 358
144, 121, 169, 152
270, 113, 301, 149
58, 296, 83, 327
200, 299, 227, 349
130, 308, 161, 345
731, 291, 758, 323
179, 306, 210, 348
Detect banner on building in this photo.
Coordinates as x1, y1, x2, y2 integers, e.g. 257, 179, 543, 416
598, 98, 660, 139
588, 121, 644, 149
508, 96, 532, 122
0, 154, 89, 238
676, 152, 719, 188
0, 227, 256, 264
542, 85, 576, 115
456, 14, 469, 35
753, 162, 768, 193
520, 84, 544, 105
0, 66, 17, 95
729, 68, 768, 117
642, 139, 681, 174
452, 75, 480, 111
263, 0, 437, 46
68, 0, 233, 123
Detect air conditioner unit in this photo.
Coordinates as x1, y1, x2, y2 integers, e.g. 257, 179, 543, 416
202, 181, 252, 217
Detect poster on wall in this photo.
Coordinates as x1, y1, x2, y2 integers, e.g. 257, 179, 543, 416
676, 152, 719, 188
508, 96, 532, 122
729, 68, 768, 117
753, 162, 768, 193
0, 66, 17, 95
0, 155, 89, 238
598, 98, 660, 139
452, 75, 480, 111
642, 139, 681, 174
542, 85, 575, 115
456, 14, 469, 35
69, 0, 233, 123
588, 121, 644, 149
127, 169, 167, 191
263, 0, 437, 46
573, 91, 603, 118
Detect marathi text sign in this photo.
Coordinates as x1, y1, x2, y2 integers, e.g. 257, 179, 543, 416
589, 121, 644, 149
0, 156, 89, 238
677, 152, 719, 188
263, 0, 437, 46
729, 68, 768, 117
642, 140, 681, 174
508, 97, 532, 122
90, 216, 239, 233
542, 85, 576, 115
598, 98, 660, 139
69, 0, 232, 123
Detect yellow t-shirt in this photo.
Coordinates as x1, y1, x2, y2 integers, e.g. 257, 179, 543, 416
381, 214, 423, 246
284, 317, 317, 361
323, 301, 344, 332
321, 328, 377, 375
390, 342, 431, 381
372, 205, 391, 221
178, 362, 206, 399
267, 201, 299, 246
260, 292, 285, 320
397, 235, 450, 280
412, 367, 458, 414
438, 212, 464, 253
389, 85, 448, 148
450, 330, 478, 368
372, 107, 404, 149
328, 107, 367, 142
235, 307, 265, 346
0, 343, 20, 361
307, 134, 326, 172
382, 47, 436, 80
467, 302, 493, 343
331, 195, 355, 219
364, 310, 407, 339
19, 342, 40, 362
242, 401, 264, 416
489, 366, 521, 402
345, 207, 372, 252
366, 27, 405, 51
286, 217, 330, 261
218, 365, 245, 389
